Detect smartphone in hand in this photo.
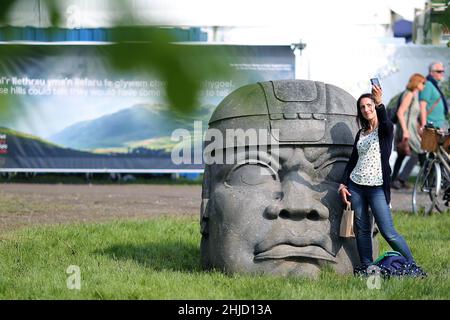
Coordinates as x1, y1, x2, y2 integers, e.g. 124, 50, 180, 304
370, 78, 381, 88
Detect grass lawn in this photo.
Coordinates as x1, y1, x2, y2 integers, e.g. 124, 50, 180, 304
0, 213, 449, 299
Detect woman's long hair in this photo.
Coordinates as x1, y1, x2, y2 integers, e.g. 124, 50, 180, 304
406, 73, 426, 91
356, 93, 375, 131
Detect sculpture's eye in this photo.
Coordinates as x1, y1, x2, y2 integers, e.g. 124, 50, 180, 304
315, 158, 348, 182
225, 163, 277, 187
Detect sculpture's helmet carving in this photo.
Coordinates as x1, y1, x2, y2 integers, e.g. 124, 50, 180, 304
207, 80, 358, 147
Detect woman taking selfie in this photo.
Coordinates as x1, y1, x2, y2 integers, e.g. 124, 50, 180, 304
338, 85, 422, 273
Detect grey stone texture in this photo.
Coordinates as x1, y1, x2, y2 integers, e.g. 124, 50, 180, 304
200, 80, 379, 278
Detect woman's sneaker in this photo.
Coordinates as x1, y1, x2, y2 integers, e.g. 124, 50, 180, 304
353, 264, 372, 277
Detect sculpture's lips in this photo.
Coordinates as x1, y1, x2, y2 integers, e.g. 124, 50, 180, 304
254, 229, 336, 263
254, 244, 336, 262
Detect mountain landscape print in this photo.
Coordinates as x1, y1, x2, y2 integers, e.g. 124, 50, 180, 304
48, 103, 212, 153
0, 103, 213, 170
0, 44, 295, 170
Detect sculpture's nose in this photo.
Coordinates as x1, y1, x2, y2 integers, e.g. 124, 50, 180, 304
264, 179, 328, 221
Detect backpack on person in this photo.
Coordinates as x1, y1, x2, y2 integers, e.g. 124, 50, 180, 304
386, 91, 404, 124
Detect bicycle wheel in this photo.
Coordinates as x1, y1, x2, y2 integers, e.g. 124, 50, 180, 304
412, 160, 439, 216
433, 163, 449, 213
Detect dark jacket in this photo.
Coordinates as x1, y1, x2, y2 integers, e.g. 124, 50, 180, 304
341, 104, 394, 204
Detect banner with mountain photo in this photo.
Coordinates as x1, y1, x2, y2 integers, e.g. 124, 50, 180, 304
0, 44, 294, 172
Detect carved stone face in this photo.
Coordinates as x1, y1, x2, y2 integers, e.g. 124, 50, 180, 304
200, 80, 377, 277
201, 145, 362, 277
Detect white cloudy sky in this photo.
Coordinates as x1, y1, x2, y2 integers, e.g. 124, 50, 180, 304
8, 0, 428, 28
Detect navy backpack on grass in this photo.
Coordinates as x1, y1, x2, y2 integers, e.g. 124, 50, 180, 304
354, 251, 427, 278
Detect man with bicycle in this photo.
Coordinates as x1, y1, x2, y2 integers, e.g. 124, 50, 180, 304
412, 62, 450, 215
419, 62, 448, 133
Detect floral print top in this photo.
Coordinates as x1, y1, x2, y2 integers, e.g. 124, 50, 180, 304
350, 127, 383, 186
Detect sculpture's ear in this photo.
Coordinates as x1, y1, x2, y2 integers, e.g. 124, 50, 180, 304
201, 164, 210, 200
200, 165, 212, 269
200, 165, 211, 236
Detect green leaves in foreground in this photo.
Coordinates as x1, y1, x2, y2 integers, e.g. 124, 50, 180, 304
106, 28, 232, 113
0, 1, 232, 115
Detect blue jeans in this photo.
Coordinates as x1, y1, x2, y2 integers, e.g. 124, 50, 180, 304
348, 179, 415, 265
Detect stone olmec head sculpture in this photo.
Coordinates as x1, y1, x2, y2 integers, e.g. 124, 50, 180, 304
200, 79, 378, 277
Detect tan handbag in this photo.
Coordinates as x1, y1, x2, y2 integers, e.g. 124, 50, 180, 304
340, 203, 355, 238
